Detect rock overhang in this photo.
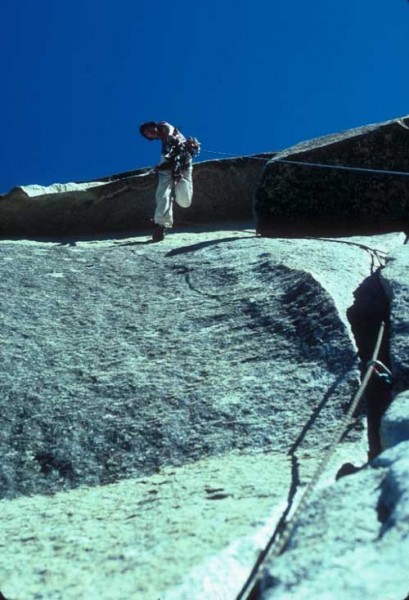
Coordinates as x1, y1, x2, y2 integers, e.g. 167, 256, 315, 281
254, 115, 409, 238
0, 155, 275, 238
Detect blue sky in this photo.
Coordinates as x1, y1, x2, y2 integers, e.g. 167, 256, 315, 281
1, 0, 408, 193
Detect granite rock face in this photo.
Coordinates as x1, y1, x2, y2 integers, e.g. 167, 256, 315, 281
0, 226, 404, 599
0, 231, 384, 499
257, 240, 409, 600
381, 244, 409, 393
0, 154, 273, 237
1, 116, 409, 599
254, 116, 409, 237
262, 442, 409, 600
381, 390, 409, 450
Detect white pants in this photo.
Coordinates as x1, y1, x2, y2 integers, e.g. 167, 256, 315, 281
154, 164, 193, 227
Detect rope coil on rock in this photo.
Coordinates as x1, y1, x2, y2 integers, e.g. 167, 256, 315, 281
236, 321, 388, 600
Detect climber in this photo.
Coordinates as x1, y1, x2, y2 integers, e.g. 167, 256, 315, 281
139, 121, 200, 242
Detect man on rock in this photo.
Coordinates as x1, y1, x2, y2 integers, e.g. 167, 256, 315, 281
139, 121, 199, 242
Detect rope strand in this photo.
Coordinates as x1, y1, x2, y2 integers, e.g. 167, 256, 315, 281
236, 322, 387, 600
201, 148, 409, 178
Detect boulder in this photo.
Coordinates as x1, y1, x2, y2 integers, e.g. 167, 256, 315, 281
0, 154, 274, 237
254, 116, 409, 237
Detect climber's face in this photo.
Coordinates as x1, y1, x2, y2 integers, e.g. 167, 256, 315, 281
142, 125, 159, 140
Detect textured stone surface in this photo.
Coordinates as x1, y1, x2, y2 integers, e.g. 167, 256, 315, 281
253, 242, 409, 600
381, 243, 409, 393
254, 116, 409, 237
0, 453, 293, 600
0, 154, 273, 237
262, 443, 409, 600
0, 226, 403, 599
381, 391, 409, 450
2, 117, 409, 599
1, 228, 382, 499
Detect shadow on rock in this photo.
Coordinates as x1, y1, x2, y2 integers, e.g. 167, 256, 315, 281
166, 235, 256, 257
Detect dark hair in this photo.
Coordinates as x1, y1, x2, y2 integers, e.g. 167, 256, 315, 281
139, 121, 157, 139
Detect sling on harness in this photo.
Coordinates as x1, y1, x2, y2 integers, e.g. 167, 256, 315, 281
163, 135, 201, 183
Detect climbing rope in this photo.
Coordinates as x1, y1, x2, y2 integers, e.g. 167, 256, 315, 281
130, 141, 409, 183
397, 118, 409, 131
275, 158, 409, 178
236, 321, 388, 600
201, 149, 409, 179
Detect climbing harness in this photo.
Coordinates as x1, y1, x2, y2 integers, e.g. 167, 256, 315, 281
236, 322, 389, 600
164, 136, 201, 183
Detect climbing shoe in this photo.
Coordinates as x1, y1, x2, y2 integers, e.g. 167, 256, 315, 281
152, 224, 166, 242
